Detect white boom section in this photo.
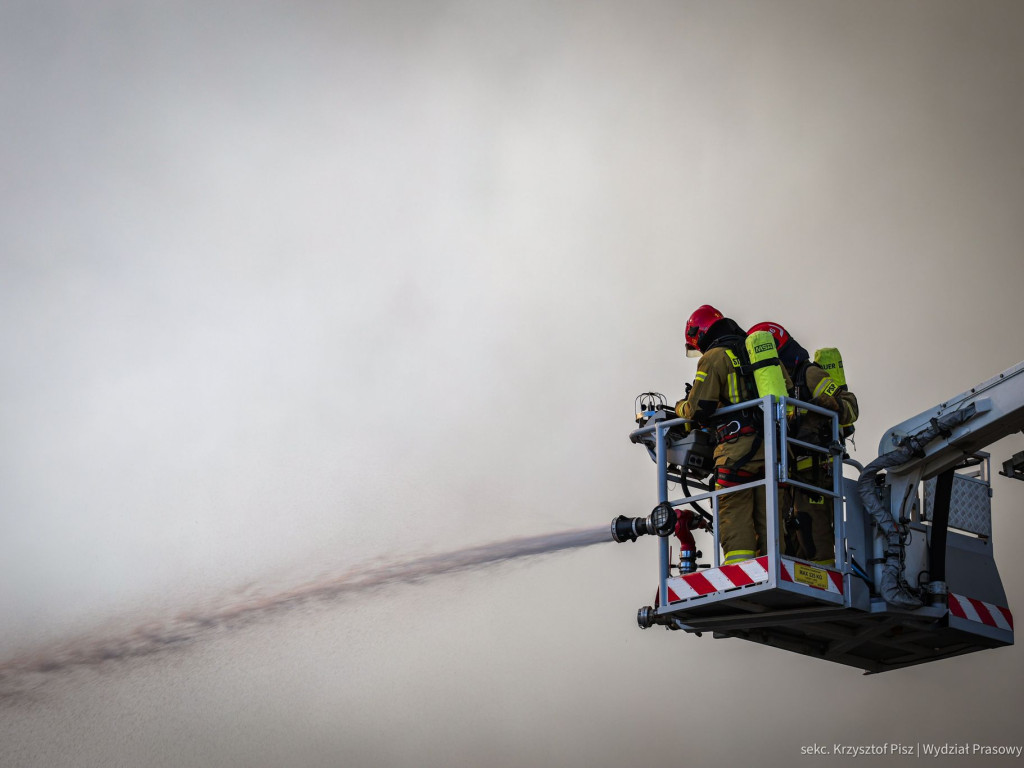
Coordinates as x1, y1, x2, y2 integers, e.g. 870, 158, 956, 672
880, 360, 1024, 483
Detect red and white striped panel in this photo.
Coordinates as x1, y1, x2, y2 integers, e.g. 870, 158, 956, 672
666, 556, 770, 602
948, 593, 1014, 632
779, 558, 844, 595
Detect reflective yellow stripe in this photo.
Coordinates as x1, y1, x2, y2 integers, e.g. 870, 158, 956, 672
796, 456, 834, 472
723, 550, 756, 565
812, 376, 838, 399
813, 348, 846, 388
695, 371, 708, 383
839, 401, 856, 428
724, 350, 741, 404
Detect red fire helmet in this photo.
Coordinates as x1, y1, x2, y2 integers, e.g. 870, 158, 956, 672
684, 304, 724, 358
747, 321, 791, 351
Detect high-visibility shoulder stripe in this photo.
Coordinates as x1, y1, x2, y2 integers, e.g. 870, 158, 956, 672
695, 371, 708, 382
812, 376, 838, 399
722, 350, 741, 403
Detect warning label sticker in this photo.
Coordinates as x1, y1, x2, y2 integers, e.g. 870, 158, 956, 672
792, 563, 828, 590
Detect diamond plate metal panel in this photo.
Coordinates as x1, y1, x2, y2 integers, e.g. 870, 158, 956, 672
923, 475, 992, 536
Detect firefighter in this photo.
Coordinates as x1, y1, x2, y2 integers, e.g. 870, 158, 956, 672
748, 322, 859, 566
675, 305, 790, 565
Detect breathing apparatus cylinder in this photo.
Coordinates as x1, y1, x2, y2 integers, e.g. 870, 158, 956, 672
745, 330, 788, 401
814, 346, 855, 440
814, 347, 846, 389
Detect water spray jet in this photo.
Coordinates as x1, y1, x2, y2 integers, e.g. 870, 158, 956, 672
0, 524, 614, 700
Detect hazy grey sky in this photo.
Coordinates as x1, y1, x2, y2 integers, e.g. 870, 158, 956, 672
2, 1, 1024, 766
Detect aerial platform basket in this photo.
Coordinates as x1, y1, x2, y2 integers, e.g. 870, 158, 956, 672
614, 362, 1024, 673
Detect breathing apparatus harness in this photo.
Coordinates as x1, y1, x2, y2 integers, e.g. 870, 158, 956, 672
791, 359, 832, 442
698, 321, 783, 478
702, 329, 758, 435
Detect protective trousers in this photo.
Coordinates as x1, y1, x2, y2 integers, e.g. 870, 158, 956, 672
714, 435, 767, 565
790, 457, 837, 566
